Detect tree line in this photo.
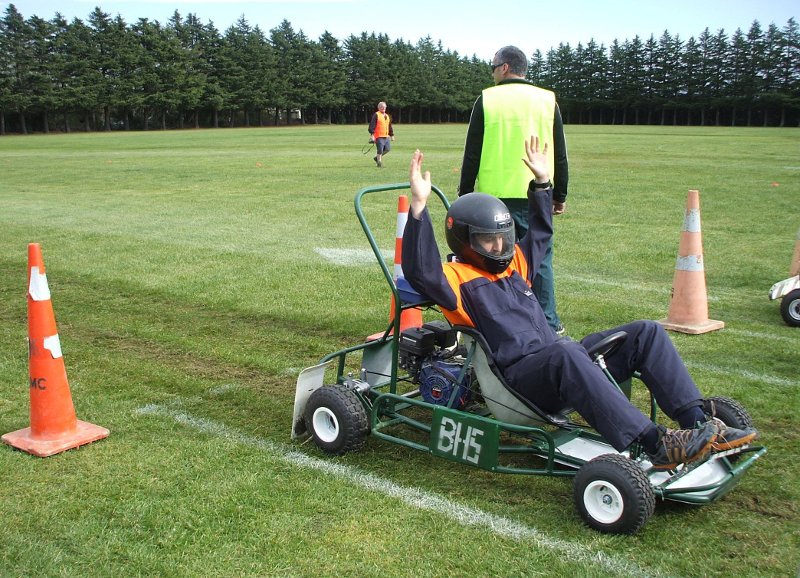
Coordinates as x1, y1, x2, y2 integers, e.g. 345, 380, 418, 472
1, 3, 798, 134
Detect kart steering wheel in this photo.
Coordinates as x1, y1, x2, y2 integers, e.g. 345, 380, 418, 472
585, 331, 627, 362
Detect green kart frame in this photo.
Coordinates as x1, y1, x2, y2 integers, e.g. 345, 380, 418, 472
292, 183, 766, 534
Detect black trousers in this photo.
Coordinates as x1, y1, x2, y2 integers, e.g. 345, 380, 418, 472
505, 320, 704, 451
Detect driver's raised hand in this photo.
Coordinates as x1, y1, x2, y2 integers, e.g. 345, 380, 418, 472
409, 149, 431, 218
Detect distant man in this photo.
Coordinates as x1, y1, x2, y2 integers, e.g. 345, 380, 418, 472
369, 101, 395, 168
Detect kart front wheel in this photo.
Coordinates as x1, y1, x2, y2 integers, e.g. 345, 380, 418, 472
574, 453, 655, 534
780, 289, 800, 327
304, 384, 369, 455
703, 396, 753, 430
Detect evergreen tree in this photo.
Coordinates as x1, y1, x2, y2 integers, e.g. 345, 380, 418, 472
0, 4, 32, 133
169, 11, 208, 129
25, 14, 56, 132
312, 31, 347, 123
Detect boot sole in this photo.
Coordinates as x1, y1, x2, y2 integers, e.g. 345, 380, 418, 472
712, 431, 757, 451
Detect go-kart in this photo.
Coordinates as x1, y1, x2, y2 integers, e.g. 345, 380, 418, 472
292, 183, 766, 534
769, 275, 800, 327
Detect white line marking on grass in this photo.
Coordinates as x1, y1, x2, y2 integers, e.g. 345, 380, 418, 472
724, 328, 800, 344
208, 383, 238, 396
135, 401, 671, 578
315, 247, 391, 266
684, 361, 798, 388
562, 273, 666, 293
561, 273, 721, 302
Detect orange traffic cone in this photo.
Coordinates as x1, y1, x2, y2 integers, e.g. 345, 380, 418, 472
390, 195, 423, 330
367, 195, 423, 341
790, 227, 800, 277
658, 190, 724, 334
2, 243, 109, 457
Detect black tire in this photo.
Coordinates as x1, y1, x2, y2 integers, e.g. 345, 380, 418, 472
573, 454, 655, 534
304, 384, 369, 455
780, 289, 800, 327
703, 396, 753, 430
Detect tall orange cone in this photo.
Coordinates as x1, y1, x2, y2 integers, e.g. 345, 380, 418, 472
367, 195, 423, 341
790, 227, 800, 277
659, 190, 724, 334
2, 243, 109, 457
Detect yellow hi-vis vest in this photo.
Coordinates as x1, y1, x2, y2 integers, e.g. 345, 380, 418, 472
476, 83, 556, 199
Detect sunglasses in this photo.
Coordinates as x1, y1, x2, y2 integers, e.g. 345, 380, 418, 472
490, 62, 506, 72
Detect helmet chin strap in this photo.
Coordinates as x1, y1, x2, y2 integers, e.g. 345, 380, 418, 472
456, 241, 513, 274
481, 257, 512, 275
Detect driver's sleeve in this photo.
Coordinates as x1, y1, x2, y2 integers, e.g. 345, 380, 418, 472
518, 184, 555, 285
401, 208, 459, 311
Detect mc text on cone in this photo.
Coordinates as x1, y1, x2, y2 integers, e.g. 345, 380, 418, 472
2, 243, 109, 457
659, 190, 724, 334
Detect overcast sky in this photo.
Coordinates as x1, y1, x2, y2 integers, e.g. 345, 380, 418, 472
8, 0, 798, 61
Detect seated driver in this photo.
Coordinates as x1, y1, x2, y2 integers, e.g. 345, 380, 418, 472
401, 136, 757, 470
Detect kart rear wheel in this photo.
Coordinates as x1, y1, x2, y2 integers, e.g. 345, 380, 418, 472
305, 384, 369, 455
574, 454, 655, 534
780, 289, 800, 327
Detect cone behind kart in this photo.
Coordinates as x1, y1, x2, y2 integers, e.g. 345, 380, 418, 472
367, 195, 422, 341
658, 190, 724, 334
391, 195, 423, 330
790, 227, 800, 277
2, 243, 109, 457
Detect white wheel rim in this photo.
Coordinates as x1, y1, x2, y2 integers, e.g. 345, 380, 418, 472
312, 407, 340, 443
790, 298, 800, 321
583, 480, 624, 524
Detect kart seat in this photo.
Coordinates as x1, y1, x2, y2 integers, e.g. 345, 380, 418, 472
455, 326, 575, 428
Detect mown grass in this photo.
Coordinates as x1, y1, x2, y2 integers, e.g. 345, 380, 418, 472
0, 124, 798, 577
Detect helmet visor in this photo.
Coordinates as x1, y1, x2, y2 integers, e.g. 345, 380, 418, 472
469, 227, 515, 263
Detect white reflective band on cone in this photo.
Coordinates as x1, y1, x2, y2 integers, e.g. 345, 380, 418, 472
395, 211, 408, 237
676, 255, 704, 271
28, 266, 51, 301
43, 334, 63, 359
682, 209, 701, 233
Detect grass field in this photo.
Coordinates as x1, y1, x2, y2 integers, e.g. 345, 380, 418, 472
0, 124, 798, 577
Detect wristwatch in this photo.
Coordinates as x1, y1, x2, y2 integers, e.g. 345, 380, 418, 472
533, 180, 552, 189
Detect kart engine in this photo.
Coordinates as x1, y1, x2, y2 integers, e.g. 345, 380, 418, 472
398, 321, 471, 409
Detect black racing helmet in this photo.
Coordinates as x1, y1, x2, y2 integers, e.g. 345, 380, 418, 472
445, 193, 516, 274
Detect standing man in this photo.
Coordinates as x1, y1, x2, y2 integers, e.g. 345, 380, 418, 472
459, 46, 569, 334
369, 101, 394, 168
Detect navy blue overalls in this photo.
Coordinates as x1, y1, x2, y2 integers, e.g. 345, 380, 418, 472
402, 183, 704, 451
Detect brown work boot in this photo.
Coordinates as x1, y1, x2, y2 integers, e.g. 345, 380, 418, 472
646, 422, 716, 470
706, 417, 758, 451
